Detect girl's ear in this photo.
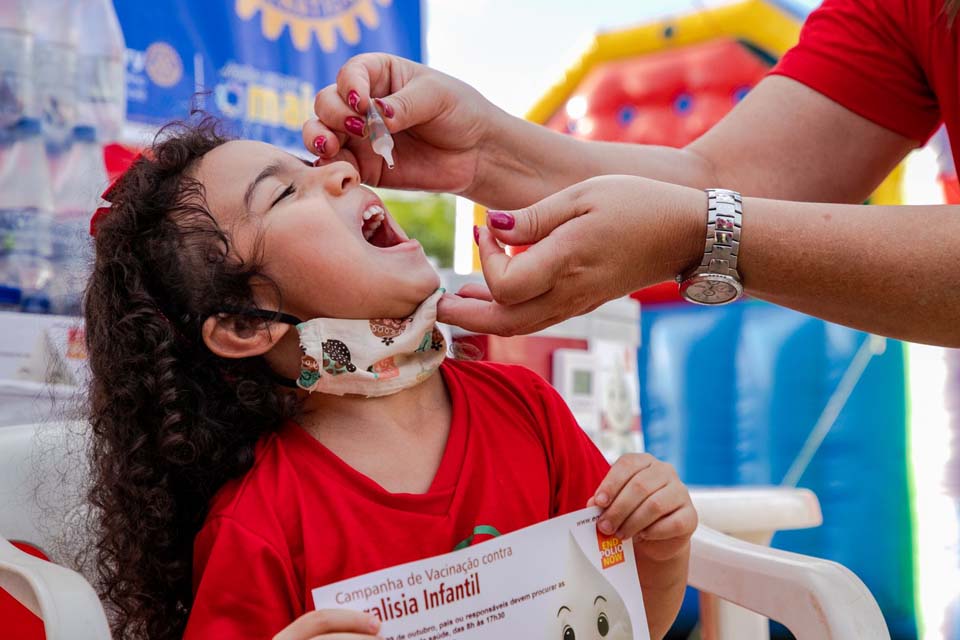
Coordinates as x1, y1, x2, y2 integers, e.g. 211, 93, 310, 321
202, 314, 292, 359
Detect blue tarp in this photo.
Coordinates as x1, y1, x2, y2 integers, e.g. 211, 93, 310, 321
640, 300, 916, 639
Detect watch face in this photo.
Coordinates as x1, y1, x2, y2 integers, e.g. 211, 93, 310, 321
682, 275, 742, 305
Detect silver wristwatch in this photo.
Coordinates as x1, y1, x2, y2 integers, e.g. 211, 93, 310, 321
677, 188, 744, 305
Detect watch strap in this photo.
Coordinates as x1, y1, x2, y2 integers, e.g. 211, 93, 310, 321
687, 188, 742, 280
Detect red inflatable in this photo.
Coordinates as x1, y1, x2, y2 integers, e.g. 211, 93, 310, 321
543, 39, 772, 303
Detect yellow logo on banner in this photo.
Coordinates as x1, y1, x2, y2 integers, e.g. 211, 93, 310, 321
235, 0, 392, 53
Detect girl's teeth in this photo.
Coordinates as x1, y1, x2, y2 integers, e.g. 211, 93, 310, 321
361, 205, 387, 242
363, 205, 384, 220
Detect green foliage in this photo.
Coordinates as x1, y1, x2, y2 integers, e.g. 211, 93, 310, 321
381, 192, 456, 268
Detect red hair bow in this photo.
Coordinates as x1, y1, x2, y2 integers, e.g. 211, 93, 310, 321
89, 150, 144, 237
89, 206, 112, 238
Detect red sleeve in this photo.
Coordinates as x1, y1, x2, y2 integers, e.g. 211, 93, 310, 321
183, 516, 302, 640
521, 368, 611, 517
770, 0, 940, 142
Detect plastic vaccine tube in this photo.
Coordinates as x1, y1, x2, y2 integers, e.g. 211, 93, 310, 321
366, 102, 395, 169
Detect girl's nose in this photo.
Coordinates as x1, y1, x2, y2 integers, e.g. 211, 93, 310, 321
318, 160, 360, 195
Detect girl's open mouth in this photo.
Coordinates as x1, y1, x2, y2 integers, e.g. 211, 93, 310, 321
360, 202, 412, 249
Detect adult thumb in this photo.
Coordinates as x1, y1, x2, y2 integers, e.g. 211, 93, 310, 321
372, 78, 443, 135
485, 183, 589, 245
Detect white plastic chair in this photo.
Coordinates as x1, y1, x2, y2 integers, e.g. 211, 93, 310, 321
690, 526, 890, 639
0, 421, 108, 640
0, 422, 890, 639
0, 536, 110, 640
691, 486, 828, 638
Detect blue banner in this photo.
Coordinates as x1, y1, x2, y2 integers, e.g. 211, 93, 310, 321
114, 0, 422, 148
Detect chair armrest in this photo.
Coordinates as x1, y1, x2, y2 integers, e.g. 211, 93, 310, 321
0, 536, 111, 640
690, 487, 822, 539
689, 526, 889, 640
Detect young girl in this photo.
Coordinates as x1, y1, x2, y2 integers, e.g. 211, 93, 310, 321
84, 116, 697, 640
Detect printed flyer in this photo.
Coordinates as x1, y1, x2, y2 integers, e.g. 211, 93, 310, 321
312, 508, 650, 640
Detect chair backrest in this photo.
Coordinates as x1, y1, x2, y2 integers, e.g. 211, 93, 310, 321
0, 421, 109, 639
0, 421, 90, 562
0, 535, 111, 640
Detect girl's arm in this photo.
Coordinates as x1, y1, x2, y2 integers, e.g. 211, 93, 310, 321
522, 367, 694, 637
588, 454, 697, 639
632, 543, 690, 640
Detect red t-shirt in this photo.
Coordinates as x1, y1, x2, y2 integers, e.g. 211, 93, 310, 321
182, 360, 611, 639
771, 0, 955, 156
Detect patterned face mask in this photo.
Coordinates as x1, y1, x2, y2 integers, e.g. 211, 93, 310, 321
254, 289, 447, 398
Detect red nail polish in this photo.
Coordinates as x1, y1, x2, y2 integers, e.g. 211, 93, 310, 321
312, 135, 326, 154
347, 90, 361, 113
473, 225, 480, 245
344, 116, 365, 136
374, 98, 395, 118
488, 211, 515, 230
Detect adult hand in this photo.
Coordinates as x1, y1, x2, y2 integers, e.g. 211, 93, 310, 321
272, 609, 382, 640
437, 175, 706, 335
304, 53, 503, 196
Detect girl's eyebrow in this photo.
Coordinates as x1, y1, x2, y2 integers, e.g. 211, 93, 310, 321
244, 160, 284, 211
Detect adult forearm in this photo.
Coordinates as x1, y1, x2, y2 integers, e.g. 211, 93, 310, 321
635, 542, 690, 640
469, 111, 717, 210
465, 76, 917, 210
732, 198, 960, 347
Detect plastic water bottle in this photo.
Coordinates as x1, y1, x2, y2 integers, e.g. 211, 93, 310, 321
0, 0, 34, 133
0, 285, 21, 311
0, 117, 54, 314
0, 125, 22, 311
74, 0, 126, 143
33, 0, 77, 173
50, 125, 103, 316
0, 124, 24, 309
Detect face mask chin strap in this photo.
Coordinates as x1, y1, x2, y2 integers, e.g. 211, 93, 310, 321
225, 308, 304, 327
217, 307, 305, 389
270, 372, 300, 389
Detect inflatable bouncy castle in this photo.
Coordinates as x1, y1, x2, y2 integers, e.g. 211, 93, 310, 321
520, 1, 918, 636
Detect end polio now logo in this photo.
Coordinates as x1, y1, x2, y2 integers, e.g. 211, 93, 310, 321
597, 530, 626, 570
235, 0, 394, 52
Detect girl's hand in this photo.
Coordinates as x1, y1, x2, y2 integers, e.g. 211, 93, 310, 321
588, 453, 698, 563
303, 53, 503, 197
273, 609, 382, 640
437, 175, 706, 336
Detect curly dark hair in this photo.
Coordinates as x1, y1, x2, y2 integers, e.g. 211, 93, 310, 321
84, 115, 297, 639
